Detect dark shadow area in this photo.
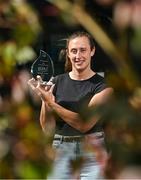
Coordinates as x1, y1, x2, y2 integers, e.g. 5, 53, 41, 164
26, 0, 117, 76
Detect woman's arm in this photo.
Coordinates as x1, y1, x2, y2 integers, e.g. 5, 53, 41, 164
40, 100, 56, 135
28, 77, 56, 135
37, 86, 114, 133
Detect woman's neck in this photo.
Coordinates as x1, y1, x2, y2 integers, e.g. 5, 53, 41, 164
69, 69, 95, 80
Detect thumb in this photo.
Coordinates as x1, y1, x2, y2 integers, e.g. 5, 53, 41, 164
49, 84, 55, 93
35, 86, 45, 100
27, 78, 36, 90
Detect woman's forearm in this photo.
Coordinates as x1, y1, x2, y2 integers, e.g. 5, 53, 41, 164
40, 101, 56, 135
37, 85, 113, 133
48, 88, 113, 133
50, 102, 98, 133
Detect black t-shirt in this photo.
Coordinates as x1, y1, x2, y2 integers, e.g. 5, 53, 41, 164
53, 73, 108, 136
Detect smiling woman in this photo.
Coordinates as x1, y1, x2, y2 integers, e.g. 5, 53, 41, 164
28, 31, 114, 179
67, 36, 95, 74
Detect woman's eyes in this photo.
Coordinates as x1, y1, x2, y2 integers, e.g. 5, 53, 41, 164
72, 49, 77, 53
71, 49, 86, 54
81, 49, 86, 52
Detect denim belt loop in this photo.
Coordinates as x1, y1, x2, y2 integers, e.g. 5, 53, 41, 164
60, 135, 63, 143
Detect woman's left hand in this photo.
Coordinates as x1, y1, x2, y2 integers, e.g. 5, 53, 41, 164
36, 83, 55, 106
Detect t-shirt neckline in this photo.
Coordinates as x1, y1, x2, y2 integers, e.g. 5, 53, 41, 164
67, 72, 97, 82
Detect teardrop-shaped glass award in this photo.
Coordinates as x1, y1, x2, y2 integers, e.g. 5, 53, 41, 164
31, 50, 54, 83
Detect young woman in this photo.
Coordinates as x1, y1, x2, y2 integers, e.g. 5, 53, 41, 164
28, 31, 113, 179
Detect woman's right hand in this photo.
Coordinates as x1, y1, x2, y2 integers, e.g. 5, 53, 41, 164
28, 75, 54, 99
28, 77, 38, 91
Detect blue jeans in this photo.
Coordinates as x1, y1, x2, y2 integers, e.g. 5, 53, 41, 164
47, 133, 107, 180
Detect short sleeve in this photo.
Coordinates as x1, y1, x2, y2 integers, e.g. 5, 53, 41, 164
93, 74, 109, 94
94, 81, 108, 94
52, 76, 59, 95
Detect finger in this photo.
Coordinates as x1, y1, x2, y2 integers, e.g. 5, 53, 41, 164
34, 86, 45, 99
45, 85, 51, 91
44, 81, 54, 91
36, 78, 42, 89
46, 81, 54, 86
49, 84, 55, 92
37, 75, 43, 83
49, 76, 54, 83
36, 91, 45, 101
27, 78, 37, 90
36, 85, 45, 95
36, 89, 41, 98
28, 78, 37, 86
28, 78, 35, 84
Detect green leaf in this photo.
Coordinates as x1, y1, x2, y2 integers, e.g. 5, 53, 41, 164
15, 46, 36, 64
2, 42, 17, 65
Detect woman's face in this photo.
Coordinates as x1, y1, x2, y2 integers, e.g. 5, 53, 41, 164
67, 36, 95, 72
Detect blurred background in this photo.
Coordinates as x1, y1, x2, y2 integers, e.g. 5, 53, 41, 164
0, 0, 141, 179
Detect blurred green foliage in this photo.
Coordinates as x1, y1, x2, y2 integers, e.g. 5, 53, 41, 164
0, 0, 53, 178
0, 99, 54, 178
0, 0, 41, 77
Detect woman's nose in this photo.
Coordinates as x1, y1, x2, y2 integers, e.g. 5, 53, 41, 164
76, 51, 81, 58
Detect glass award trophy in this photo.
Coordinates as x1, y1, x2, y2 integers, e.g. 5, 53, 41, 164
31, 50, 54, 85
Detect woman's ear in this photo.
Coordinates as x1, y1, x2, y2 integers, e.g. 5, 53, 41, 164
91, 47, 95, 57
